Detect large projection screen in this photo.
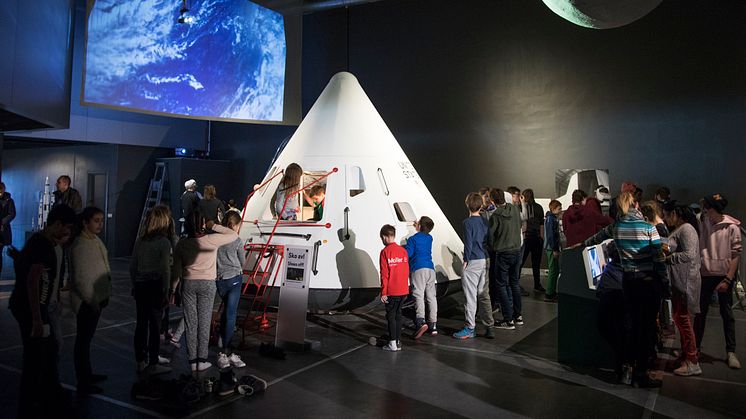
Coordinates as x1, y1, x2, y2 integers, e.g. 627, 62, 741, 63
82, 0, 301, 125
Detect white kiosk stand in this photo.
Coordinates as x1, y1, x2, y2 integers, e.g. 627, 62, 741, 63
275, 246, 314, 351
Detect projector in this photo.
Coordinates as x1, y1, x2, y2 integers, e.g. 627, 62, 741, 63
174, 148, 204, 157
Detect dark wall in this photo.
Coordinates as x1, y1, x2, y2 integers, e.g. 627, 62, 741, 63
213, 0, 746, 230
0, 0, 75, 128
2, 144, 170, 256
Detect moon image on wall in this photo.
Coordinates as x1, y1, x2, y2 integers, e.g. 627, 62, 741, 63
541, 0, 663, 29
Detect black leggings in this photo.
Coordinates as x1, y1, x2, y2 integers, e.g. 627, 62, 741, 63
134, 281, 164, 365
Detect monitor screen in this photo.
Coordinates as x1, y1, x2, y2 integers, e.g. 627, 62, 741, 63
587, 246, 603, 279
82, 0, 290, 123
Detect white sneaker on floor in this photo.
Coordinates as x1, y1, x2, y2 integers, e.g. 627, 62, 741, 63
727, 352, 741, 369
228, 353, 246, 368
197, 361, 212, 372
137, 361, 148, 373
673, 360, 702, 376
157, 356, 171, 365
147, 364, 172, 376
382, 340, 400, 352
217, 352, 231, 369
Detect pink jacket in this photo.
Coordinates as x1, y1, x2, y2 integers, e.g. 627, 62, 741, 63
700, 214, 742, 276
174, 225, 239, 280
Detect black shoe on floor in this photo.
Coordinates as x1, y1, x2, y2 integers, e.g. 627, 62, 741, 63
484, 327, 495, 339
534, 285, 546, 293
633, 375, 662, 388
544, 294, 558, 302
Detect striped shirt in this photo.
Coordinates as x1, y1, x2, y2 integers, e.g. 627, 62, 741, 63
584, 209, 667, 278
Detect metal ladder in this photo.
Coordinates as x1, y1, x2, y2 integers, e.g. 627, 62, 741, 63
136, 162, 168, 239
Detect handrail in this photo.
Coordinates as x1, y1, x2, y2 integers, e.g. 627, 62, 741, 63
250, 221, 332, 228
239, 169, 285, 234
245, 167, 338, 296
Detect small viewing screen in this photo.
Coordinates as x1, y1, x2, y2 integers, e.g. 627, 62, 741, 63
587, 247, 603, 279
83, 0, 287, 123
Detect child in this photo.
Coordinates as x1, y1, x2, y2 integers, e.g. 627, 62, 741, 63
544, 200, 562, 302
454, 193, 494, 340
379, 224, 409, 351
274, 163, 303, 220
305, 185, 326, 221
404, 216, 438, 338
215, 211, 247, 370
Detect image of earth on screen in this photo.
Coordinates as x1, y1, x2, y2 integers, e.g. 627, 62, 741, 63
83, 0, 286, 122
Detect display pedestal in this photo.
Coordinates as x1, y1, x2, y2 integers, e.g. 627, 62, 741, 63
557, 248, 615, 368
275, 246, 316, 352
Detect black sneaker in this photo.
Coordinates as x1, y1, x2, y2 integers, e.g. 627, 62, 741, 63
494, 320, 516, 330
544, 294, 558, 302
534, 285, 546, 293
514, 315, 524, 326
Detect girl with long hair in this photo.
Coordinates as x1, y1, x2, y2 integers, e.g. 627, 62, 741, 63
130, 205, 174, 375
274, 163, 303, 220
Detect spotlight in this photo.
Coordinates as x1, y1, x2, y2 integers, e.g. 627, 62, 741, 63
178, 0, 194, 24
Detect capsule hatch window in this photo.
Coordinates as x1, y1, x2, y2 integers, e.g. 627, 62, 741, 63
267, 170, 327, 222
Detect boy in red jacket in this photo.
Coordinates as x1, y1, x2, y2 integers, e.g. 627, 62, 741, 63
379, 224, 409, 351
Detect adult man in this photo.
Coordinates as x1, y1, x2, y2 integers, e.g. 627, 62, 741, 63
0, 182, 16, 275
52, 175, 83, 214
9, 205, 77, 418
180, 179, 201, 236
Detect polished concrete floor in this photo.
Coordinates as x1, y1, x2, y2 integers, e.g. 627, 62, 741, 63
1, 258, 745, 418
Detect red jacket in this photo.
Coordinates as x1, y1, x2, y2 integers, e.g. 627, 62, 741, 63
562, 204, 613, 247
380, 243, 409, 297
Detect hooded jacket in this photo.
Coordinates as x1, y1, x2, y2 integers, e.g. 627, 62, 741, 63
489, 203, 522, 253
562, 203, 613, 247
700, 214, 742, 277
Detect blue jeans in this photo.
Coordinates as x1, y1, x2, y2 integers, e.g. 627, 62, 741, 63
216, 275, 242, 351
494, 250, 522, 321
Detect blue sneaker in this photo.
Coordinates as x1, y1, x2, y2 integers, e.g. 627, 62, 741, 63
452, 327, 475, 340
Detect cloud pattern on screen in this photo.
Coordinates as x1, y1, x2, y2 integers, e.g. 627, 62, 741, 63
84, 0, 286, 122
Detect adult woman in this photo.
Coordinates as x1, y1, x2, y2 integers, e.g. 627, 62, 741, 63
198, 184, 225, 224
663, 201, 702, 376
172, 216, 238, 372
583, 192, 667, 387
696, 193, 741, 369
70, 207, 111, 394
130, 205, 174, 375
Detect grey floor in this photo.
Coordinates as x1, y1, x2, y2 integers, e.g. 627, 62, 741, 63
1, 258, 745, 418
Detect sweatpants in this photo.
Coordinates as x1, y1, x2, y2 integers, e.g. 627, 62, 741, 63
411, 268, 437, 325
385, 295, 405, 341
694, 275, 736, 353
182, 279, 217, 363
461, 259, 493, 329
545, 250, 560, 296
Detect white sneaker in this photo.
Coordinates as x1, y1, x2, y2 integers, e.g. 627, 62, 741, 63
673, 360, 702, 376
197, 361, 212, 372
157, 356, 171, 365
217, 352, 231, 369
147, 364, 172, 376
382, 340, 400, 352
228, 353, 246, 368
727, 352, 741, 369
137, 361, 148, 373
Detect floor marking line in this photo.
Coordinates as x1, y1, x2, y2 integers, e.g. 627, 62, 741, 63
0, 361, 170, 419
182, 343, 368, 418
267, 343, 368, 386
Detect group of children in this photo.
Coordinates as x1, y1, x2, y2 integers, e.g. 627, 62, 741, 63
378, 189, 566, 348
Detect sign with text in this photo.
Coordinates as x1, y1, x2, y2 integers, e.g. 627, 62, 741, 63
276, 246, 312, 349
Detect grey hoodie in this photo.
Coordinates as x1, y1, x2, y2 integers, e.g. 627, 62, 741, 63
489, 203, 522, 253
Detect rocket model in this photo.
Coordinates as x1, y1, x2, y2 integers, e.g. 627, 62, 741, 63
239, 72, 464, 311
37, 176, 53, 230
